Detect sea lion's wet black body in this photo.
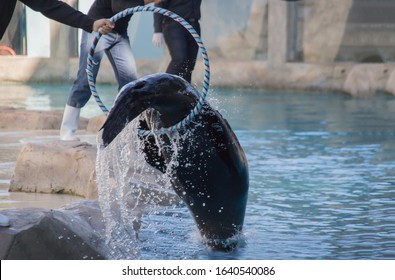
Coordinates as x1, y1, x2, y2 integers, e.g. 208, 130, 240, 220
100, 73, 249, 250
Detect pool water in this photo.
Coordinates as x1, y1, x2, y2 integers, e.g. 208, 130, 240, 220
1, 83, 395, 259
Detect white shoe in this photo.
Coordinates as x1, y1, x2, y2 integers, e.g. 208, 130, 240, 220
60, 105, 81, 141
0, 213, 10, 227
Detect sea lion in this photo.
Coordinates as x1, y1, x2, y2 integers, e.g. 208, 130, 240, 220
100, 73, 249, 250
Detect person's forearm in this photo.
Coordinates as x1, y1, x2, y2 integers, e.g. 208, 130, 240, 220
153, 13, 163, 33
153, 0, 167, 33
20, 0, 95, 32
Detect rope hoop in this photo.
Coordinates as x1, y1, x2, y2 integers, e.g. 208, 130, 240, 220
86, 5, 210, 136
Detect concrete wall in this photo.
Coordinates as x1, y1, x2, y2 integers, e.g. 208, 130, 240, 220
335, 0, 395, 62
1, 0, 395, 96
297, 0, 352, 63
4, 0, 395, 63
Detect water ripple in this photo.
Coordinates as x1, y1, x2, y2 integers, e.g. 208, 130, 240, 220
238, 128, 395, 259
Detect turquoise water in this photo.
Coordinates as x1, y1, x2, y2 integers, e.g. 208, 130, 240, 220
1, 84, 395, 259
136, 89, 395, 260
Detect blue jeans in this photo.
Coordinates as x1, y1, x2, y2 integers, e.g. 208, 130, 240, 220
67, 31, 137, 108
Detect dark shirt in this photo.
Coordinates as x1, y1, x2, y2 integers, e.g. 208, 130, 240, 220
88, 0, 145, 34
153, 0, 202, 33
1, 0, 95, 40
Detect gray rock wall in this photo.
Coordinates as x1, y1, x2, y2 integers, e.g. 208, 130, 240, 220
298, 0, 352, 63
335, 0, 395, 62
202, 0, 267, 60
2, 0, 395, 93
203, 0, 395, 63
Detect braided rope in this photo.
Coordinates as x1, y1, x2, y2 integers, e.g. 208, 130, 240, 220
86, 5, 210, 136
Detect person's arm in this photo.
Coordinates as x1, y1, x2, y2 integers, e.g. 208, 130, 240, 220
153, 0, 168, 33
152, 0, 167, 47
20, 0, 113, 33
0, 0, 18, 40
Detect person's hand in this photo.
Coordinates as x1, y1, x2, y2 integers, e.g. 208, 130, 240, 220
152, 33, 164, 48
92, 19, 114, 35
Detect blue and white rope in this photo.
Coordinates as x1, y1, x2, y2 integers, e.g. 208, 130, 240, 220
86, 5, 210, 136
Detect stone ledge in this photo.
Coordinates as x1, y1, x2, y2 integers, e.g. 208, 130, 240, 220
2, 58, 395, 96
9, 141, 98, 199
8, 138, 181, 207
86, 115, 106, 133
0, 107, 89, 130
193, 61, 395, 96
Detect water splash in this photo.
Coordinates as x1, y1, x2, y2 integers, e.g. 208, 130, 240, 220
95, 104, 248, 258
95, 113, 188, 259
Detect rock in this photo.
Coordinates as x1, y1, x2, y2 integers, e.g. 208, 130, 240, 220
0, 200, 108, 260
385, 69, 395, 96
86, 114, 106, 133
216, 0, 268, 61
343, 64, 390, 96
9, 140, 98, 199
302, 0, 353, 63
9, 139, 181, 205
0, 107, 88, 130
